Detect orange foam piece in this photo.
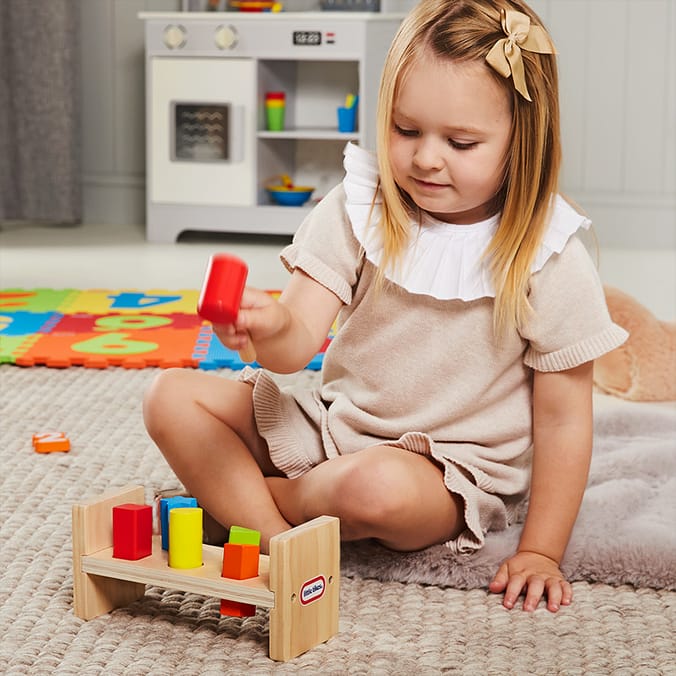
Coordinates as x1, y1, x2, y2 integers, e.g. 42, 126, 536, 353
220, 598, 256, 617
32, 432, 71, 453
14, 327, 201, 369
221, 542, 259, 580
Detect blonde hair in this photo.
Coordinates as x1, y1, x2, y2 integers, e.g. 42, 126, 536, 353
375, 0, 561, 334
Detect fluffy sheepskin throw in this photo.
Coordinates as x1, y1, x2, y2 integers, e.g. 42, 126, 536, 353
341, 393, 676, 591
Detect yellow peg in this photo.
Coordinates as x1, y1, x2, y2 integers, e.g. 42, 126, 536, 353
168, 507, 203, 569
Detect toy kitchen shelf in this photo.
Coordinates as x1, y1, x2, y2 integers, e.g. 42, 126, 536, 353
139, 12, 404, 242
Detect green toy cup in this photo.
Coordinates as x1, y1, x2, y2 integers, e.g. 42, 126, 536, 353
265, 92, 285, 131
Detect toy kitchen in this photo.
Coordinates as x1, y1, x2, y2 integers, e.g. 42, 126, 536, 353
139, 1, 408, 242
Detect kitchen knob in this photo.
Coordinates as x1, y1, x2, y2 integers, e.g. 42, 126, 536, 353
163, 24, 186, 49
215, 25, 238, 49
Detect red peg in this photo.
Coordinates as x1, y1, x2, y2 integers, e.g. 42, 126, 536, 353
197, 254, 248, 324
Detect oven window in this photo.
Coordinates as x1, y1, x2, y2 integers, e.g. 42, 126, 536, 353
173, 103, 230, 162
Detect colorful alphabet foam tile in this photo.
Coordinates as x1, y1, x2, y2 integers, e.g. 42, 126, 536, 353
0, 289, 331, 370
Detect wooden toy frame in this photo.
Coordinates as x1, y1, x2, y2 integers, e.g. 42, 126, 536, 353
72, 485, 340, 662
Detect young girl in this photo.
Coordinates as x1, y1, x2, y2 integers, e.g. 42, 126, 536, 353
144, 0, 627, 613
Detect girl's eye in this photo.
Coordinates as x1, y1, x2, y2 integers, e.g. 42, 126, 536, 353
394, 124, 418, 137
449, 140, 477, 150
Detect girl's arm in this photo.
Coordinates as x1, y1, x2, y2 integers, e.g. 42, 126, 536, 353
489, 360, 594, 612
215, 269, 343, 374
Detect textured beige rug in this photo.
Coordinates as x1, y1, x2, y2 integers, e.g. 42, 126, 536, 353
1, 365, 674, 674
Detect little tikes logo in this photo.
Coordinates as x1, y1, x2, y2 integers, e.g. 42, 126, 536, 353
300, 576, 326, 605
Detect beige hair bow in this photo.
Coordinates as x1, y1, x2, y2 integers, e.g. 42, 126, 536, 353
485, 9, 556, 101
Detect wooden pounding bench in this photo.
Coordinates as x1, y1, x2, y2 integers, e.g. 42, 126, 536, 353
72, 485, 340, 662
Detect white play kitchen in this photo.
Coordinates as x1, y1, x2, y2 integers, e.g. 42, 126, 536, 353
139, 7, 405, 242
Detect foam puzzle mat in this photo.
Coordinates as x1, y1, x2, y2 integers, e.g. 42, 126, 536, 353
0, 289, 332, 370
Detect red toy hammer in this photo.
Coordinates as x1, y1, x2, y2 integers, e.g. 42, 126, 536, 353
197, 253, 256, 362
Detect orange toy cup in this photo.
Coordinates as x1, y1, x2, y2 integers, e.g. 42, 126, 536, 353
197, 254, 248, 325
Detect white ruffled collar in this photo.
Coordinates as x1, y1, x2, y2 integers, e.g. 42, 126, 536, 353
343, 143, 591, 301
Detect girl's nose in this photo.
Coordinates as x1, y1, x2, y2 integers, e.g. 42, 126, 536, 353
412, 138, 444, 171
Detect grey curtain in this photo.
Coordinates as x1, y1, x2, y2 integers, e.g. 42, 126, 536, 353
0, 0, 81, 223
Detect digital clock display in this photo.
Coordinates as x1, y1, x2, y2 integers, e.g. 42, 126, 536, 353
293, 30, 322, 46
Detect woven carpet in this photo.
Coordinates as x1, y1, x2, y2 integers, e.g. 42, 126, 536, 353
1, 365, 674, 674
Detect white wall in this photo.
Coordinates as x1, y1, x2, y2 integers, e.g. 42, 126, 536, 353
81, 0, 675, 250
531, 0, 675, 249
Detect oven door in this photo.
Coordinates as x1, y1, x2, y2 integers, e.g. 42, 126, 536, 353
149, 57, 256, 206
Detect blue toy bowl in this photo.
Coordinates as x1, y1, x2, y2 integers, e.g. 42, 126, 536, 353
266, 186, 314, 207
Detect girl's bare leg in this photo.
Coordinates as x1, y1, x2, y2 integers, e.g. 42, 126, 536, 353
143, 368, 291, 553
267, 446, 464, 551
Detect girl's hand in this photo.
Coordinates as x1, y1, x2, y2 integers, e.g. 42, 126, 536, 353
212, 269, 341, 373
489, 550, 573, 612
212, 287, 287, 358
